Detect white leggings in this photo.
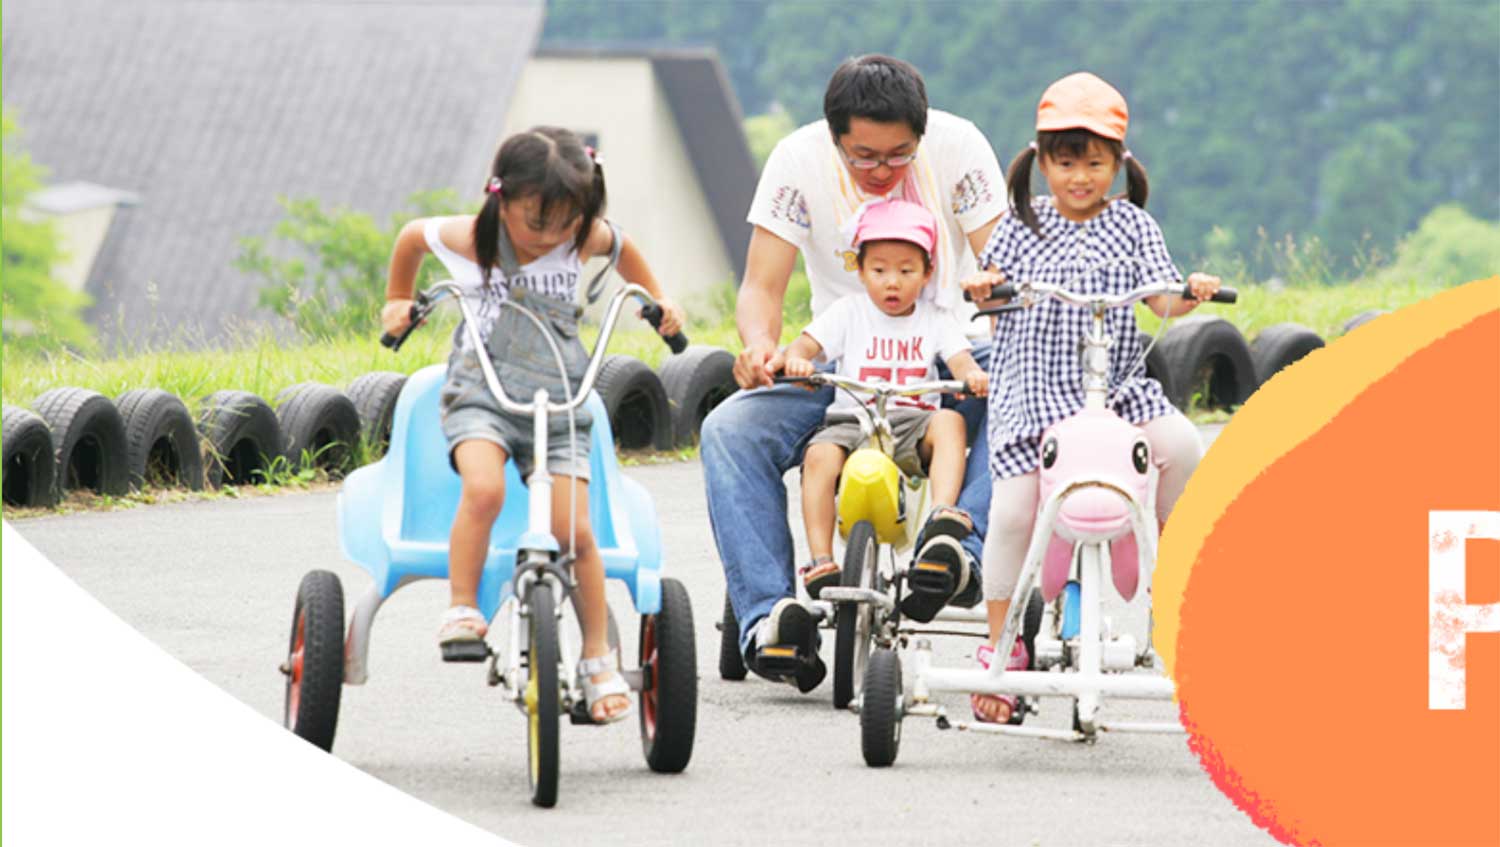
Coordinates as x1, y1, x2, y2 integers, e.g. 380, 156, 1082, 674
982, 412, 1203, 601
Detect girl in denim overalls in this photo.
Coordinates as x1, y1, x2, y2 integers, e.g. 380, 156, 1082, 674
381, 127, 683, 724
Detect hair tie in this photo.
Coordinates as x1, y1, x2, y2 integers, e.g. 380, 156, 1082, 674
484, 176, 502, 195
1122, 149, 1134, 161
1028, 140, 1039, 152
586, 145, 603, 166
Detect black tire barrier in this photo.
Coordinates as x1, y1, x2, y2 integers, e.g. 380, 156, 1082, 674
3, 404, 57, 507
1137, 331, 1177, 404
275, 383, 361, 475
346, 371, 407, 457
115, 389, 205, 491
1250, 323, 1326, 385
1155, 316, 1256, 412
658, 345, 738, 447
595, 354, 672, 451
198, 390, 282, 487
1342, 309, 1388, 335
32, 387, 130, 498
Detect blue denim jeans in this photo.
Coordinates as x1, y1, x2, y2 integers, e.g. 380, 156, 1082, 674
701, 340, 993, 653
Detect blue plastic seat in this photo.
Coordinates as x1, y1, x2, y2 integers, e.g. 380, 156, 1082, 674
336, 364, 662, 623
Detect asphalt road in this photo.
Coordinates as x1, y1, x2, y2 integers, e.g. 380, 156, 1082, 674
13, 430, 1274, 847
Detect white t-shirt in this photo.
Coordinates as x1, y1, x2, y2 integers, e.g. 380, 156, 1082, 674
747, 109, 1006, 327
803, 294, 972, 413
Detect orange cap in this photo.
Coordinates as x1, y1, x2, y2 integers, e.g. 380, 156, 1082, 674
1036, 72, 1128, 141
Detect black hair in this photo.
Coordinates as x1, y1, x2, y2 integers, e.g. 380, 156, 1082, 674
823, 54, 928, 138
473, 126, 605, 285
1005, 129, 1149, 236
856, 239, 933, 274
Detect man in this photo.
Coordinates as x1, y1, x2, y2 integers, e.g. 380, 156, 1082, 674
701, 54, 1006, 690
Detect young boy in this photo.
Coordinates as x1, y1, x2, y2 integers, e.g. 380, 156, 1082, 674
780, 199, 989, 621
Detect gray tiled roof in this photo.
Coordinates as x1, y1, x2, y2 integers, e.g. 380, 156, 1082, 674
3, 0, 543, 347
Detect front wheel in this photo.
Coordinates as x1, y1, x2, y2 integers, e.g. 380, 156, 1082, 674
524, 581, 561, 808
860, 649, 903, 767
640, 577, 697, 773
283, 570, 344, 751
833, 520, 877, 710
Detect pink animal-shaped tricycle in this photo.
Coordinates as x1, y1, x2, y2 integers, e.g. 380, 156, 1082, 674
857, 258, 1236, 764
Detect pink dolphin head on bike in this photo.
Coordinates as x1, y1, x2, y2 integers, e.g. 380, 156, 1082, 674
1037, 407, 1151, 601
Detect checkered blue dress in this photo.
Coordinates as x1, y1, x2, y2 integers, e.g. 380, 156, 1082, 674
980, 198, 1181, 480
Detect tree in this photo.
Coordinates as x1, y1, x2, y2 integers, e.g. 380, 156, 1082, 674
1, 109, 95, 354
236, 190, 461, 340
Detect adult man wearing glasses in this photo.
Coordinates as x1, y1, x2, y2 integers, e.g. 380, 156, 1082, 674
702, 54, 1006, 690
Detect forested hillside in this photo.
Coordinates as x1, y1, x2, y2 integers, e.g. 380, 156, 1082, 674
543, 0, 1499, 274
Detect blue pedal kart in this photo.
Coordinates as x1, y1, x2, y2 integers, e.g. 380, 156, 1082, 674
280, 280, 697, 808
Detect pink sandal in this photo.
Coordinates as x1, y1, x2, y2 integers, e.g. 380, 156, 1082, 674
970, 640, 1029, 724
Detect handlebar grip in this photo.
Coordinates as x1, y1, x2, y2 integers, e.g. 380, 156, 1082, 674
1183, 285, 1239, 304
962, 283, 1017, 303
380, 298, 428, 352
640, 303, 689, 354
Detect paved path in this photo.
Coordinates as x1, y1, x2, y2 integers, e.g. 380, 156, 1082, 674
14, 434, 1272, 847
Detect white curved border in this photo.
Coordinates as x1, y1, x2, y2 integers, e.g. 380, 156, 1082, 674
1, 521, 514, 845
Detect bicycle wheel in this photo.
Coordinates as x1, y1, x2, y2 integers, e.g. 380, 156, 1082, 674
833, 520, 876, 710
524, 581, 560, 808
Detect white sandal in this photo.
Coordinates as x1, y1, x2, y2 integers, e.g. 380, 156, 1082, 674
437, 605, 487, 644
577, 654, 633, 725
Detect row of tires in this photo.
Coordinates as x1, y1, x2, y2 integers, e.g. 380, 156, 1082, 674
1, 349, 743, 509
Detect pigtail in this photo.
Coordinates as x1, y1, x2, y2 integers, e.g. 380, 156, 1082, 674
1123, 151, 1149, 209
1006, 143, 1041, 237
573, 149, 607, 253
473, 185, 503, 287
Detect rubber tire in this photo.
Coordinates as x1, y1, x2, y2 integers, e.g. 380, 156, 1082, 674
284, 570, 344, 751
1342, 309, 1388, 335
1155, 316, 1255, 411
526, 581, 561, 808
198, 390, 282, 487
640, 577, 697, 773
115, 389, 204, 491
275, 382, 361, 475
1250, 322, 1325, 384
32, 387, 129, 498
658, 345, 737, 447
1137, 331, 1176, 403
860, 648, 903, 767
346, 371, 407, 457
717, 592, 747, 681
595, 354, 672, 451
833, 520, 877, 710
2, 405, 56, 507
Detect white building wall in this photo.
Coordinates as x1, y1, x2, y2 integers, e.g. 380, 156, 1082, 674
502, 56, 735, 317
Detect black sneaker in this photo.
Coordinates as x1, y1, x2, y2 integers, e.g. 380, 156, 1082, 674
750, 598, 826, 693
900, 535, 971, 623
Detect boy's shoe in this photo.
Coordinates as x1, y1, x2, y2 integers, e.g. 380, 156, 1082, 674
800, 555, 840, 600
970, 640, 1030, 725
748, 598, 826, 693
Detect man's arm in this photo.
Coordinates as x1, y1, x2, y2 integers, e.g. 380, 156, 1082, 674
732, 226, 799, 388
965, 213, 1002, 260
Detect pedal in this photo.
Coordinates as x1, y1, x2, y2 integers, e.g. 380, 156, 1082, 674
908, 559, 956, 595
568, 700, 597, 725
440, 641, 490, 663
754, 645, 801, 677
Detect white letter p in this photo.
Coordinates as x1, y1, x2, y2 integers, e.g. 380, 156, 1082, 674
1430, 510, 1500, 710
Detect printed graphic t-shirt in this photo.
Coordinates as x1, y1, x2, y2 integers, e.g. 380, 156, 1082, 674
746, 109, 1006, 325
803, 294, 972, 413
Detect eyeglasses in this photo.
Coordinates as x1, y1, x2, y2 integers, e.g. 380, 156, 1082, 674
838, 142, 917, 171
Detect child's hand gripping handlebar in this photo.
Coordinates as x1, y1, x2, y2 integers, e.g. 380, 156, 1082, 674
380, 292, 434, 352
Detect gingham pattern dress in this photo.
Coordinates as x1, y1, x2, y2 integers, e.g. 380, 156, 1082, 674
980, 197, 1181, 480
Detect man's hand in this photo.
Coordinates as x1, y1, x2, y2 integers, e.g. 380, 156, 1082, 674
733, 340, 781, 389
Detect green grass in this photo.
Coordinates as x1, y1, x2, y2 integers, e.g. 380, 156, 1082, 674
1134, 274, 1446, 340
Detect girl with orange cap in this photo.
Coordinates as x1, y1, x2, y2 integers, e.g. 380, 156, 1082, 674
962, 72, 1221, 723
